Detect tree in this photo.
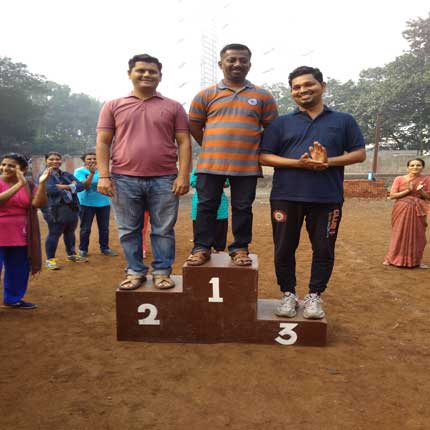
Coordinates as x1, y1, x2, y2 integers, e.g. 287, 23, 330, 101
263, 13, 430, 153
351, 14, 430, 152
0, 57, 48, 154
34, 82, 101, 155
0, 56, 102, 156
403, 12, 430, 60
262, 82, 296, 115
401, 13, 430, 152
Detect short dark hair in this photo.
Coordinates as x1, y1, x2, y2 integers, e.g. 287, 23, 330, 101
81, 151, 96, 162
128, 54, 162, 72
45, 151, 62, 160
220, 43, 252, 58
288, 66, 324, 87
1, 153, 28, 170
407, 158, 425, 168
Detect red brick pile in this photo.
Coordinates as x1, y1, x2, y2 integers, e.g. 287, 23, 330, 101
344, 180, 388, 198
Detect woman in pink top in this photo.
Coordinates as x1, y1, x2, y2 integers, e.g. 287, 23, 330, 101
384, 158, 430, 268
0, 153, 50, 309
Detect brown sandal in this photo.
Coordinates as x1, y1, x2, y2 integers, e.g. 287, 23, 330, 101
119, 274, 146, 290
185, 251, 211, 266
153, 275, 175, 289
231, 250, 252, 266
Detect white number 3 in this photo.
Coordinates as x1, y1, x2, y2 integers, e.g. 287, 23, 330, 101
275, 323, 298, 345
137, 304, 160, 326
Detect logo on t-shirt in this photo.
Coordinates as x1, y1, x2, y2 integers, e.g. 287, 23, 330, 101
248, 98, 258, 106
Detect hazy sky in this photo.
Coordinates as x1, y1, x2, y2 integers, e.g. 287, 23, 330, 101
1, 0, 429, 104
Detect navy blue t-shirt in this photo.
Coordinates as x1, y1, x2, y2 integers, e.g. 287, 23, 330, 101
260, 106, 365, 203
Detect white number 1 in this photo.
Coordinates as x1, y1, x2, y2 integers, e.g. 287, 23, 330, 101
208, 277, 223, 303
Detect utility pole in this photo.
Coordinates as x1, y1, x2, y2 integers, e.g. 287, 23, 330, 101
369, 112, 381, 180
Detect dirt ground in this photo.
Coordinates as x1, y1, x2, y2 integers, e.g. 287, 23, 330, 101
1, 195, 430, 430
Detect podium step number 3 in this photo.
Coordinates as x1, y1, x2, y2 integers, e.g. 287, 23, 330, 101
116, 253, 327, 346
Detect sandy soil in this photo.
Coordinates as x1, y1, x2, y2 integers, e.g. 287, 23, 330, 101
1, 196, 430, 430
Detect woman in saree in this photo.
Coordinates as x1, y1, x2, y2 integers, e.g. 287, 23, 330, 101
384, 158, 430, 268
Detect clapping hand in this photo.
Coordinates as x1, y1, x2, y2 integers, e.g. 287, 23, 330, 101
309, 141, 328, 164
38, 167, 52, 184
16, 167, 27, 185
299, 141, 328, 170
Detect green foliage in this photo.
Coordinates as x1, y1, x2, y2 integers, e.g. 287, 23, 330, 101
2, 12, 429, 157
34, 82, 101, 155
261, 82, 296, 115
263, 12, 430, 153
0, 56, 102, 156
402, 12, 430, 58
0, 57, 48, 155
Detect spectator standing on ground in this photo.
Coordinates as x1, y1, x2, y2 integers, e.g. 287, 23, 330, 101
74, 151, 118, 258
40, 152, 87, 270
259, 66, 366, 319
0, 153, 50, 309
96, 54, 191, 290
384, 158, 430, 268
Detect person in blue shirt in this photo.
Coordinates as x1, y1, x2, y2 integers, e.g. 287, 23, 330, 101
40, 152, 87, 270
74, 152, 118, 258
190, 168, 229, 252
259, 66, 366, 320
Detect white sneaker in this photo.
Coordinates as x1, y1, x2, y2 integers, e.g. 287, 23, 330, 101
275, 292, 298, 318
303, 293, 325, 319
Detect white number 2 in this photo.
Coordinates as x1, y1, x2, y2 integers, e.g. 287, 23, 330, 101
275, 323, 298, 345
208, 277, 223, 303
137, 304, 160, 325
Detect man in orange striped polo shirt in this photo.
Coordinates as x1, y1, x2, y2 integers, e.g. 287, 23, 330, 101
186, 43, 278, 266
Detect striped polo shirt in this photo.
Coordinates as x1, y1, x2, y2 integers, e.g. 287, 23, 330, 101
190, 80, 278, 176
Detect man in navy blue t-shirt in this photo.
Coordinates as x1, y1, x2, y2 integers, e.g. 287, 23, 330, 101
259, 66, 366, 319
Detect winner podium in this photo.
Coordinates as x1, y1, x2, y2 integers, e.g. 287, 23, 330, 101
116, 253, 327, 346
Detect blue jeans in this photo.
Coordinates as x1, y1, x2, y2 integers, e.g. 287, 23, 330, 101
43, 212, 79, 258
111, 173, 179, 276
79, 205, 111, 252
0, 246, 30, 304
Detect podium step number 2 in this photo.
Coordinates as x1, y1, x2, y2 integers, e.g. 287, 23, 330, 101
116, 253, 327, 346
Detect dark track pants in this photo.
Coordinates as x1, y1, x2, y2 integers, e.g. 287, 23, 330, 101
270, 200, 342, 294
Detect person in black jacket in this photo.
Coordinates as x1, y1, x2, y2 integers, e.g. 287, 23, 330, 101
39, 152, 87, 270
